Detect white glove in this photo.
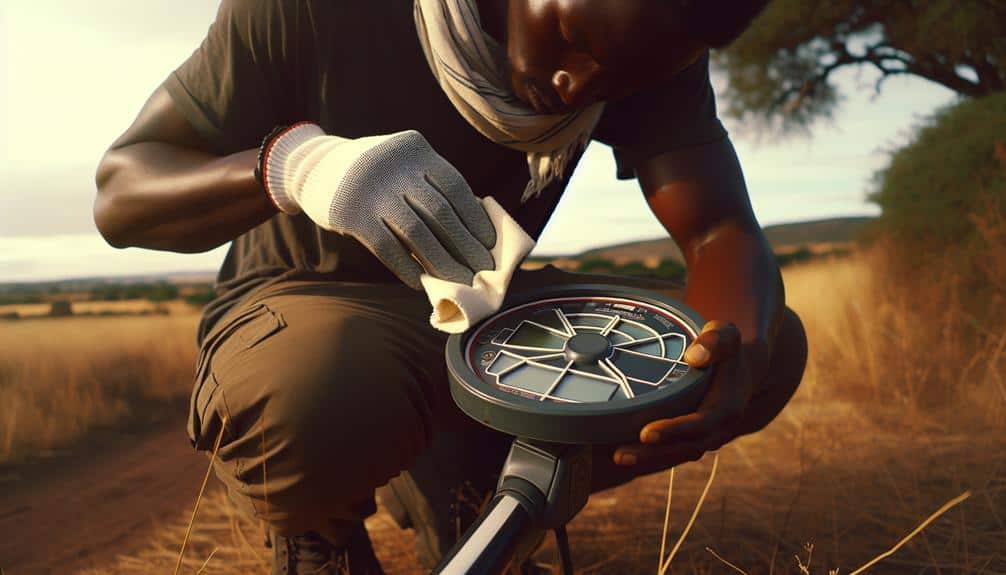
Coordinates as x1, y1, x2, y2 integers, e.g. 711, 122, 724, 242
261, 123, 497, 289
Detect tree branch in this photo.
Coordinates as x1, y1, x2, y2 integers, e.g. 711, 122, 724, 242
774, 39, 916, 114
961, 52, 1006, 93
909, 52, 987, 96
785, 37, 990, 110
770, 42, 855, 116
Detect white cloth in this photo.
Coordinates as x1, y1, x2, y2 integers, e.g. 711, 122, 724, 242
422, 196, 535, 333
413, 0, 605, 203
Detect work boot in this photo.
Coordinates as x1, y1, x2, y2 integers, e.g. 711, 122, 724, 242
376, 430, 550, 572
379, 471, 551, 573
377, 429, 506, 568
379, 471, 493, 568
269, 524, 385, 575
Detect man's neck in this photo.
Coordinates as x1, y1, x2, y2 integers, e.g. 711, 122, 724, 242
474, 0, 507, 45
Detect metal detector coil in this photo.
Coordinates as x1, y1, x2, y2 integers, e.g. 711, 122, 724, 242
438, 284, 710, 574
446, 283, 710, 445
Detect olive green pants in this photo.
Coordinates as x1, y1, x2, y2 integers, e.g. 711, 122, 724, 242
187, 265, 687, 546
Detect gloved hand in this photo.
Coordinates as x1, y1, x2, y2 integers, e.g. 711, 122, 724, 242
261, 123, 497, 289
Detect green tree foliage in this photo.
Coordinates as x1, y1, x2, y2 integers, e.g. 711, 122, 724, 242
184, 287, 217, 306
774, 246, 815, 266
145, 282, 180, 302
49, 300, 73, 317
870, 92, 1006, 251
0, 293, 43, 305
716, 0, 1006, 132
92, 281, 179, 302
576, 258, 687, 282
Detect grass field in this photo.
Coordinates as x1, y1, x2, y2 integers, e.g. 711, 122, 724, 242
0, 298, 195, 318
0, 312, 199, 463
7, 248, 1005, 573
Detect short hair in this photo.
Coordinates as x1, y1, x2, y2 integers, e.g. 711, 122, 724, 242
673, 0, 771, 48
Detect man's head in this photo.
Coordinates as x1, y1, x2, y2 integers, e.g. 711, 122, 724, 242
479, 0, 768, 113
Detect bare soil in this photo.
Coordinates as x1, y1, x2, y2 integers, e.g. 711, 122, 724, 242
0, 419, 217, 574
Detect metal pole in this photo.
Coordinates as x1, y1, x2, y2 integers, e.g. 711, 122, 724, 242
434, 493, 534, 575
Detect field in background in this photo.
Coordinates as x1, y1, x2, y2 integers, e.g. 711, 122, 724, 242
0, 233, 853, 464
0, 298, 198, 319
73, 249, 1005, 574
0, 312, 199, 463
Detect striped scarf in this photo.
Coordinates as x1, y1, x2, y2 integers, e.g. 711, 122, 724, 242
414, 0, 605, 203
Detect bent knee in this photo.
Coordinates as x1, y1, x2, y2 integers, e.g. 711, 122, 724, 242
206, 311, 438, 517
778, 307, 808, 372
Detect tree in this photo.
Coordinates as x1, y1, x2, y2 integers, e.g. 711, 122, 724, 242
716, 0, 1006, 132
49, 300, 73, 317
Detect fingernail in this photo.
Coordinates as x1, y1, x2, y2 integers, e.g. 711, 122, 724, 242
618, 453, 637, 466
684, 343, 710, 365
642, 430, 660, 443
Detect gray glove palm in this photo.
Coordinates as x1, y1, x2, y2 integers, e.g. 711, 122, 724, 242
264, 124, 497, 289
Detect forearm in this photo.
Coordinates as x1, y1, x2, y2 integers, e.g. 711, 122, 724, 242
636, 138, 784, 387
94, 143, 275, 253
682, 223, 784, 386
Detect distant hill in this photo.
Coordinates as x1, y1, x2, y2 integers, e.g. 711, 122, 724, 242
0, 270, 217, 292
533, 216, 873, 265
761, 217, 874, 247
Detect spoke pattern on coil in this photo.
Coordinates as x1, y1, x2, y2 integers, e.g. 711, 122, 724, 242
480, 303, 693, 403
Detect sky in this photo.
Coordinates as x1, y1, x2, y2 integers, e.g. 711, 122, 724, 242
0, 1, 957, 282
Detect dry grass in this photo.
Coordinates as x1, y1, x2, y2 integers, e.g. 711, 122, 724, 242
78, 488, 272, 575
0, 303, 53, 317
787, 251, 1006, 415
0, 313, 199, 463
0, 298, 192, 318
77, 247, 1006, 574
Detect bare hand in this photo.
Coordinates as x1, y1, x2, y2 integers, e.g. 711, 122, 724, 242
612, 321, 766, 470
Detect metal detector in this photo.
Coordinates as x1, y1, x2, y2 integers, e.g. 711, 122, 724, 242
433, 284, 710, 574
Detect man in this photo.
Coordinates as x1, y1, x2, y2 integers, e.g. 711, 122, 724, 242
94, 0, 807, 573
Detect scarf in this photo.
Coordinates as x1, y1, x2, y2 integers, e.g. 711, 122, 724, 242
414, 0, 605, 203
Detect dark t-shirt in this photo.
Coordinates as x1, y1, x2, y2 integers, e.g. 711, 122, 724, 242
164, 0, 727, 344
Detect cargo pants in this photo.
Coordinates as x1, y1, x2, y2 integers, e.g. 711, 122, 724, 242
187, 265, 690, 547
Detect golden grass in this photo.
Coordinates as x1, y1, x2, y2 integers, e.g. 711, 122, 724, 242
30, 242, 1006, 573
0, 298, 191, 318
0, 313, 199, 463
0, 303, 52, 317
784, 250, 1006, 418
702, 490, 974, 575
79, 488, 273, 575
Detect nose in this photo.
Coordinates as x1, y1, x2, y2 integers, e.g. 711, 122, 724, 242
552, 66, 603, 109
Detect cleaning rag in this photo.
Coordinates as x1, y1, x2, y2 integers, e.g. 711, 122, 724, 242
421, 196, 535, 333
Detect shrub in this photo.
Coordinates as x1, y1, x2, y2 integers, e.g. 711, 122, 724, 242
870, 92, 1006, 254
49, 300, 73, 317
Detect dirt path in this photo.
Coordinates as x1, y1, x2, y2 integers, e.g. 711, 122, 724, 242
3, 402, 999, 575
0, 420, 217, 574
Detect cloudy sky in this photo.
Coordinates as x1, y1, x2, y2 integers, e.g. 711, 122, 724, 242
0, 1, 956, 282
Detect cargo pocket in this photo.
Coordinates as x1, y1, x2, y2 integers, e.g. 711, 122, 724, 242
188, 372, 222, 450
187, 303, 286, 449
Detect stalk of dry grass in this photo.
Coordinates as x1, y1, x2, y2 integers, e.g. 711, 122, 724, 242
845, 490, 972, 575
657, 468, 675, 573
659, 453, 719, 575
0, 313, 199, 463
175, 415, 228, 575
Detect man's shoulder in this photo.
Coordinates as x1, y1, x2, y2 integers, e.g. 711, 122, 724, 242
216, 0, 392, 31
